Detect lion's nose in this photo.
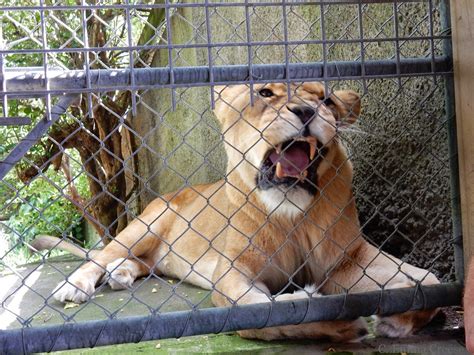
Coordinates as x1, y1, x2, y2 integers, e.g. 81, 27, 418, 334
287, 105, 316, 125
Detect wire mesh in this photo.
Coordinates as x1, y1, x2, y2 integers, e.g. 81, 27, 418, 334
0, 0, 462, 353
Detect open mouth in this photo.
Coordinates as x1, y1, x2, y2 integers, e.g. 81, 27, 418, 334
270, 137, 317, 181
257, 136, 326, 193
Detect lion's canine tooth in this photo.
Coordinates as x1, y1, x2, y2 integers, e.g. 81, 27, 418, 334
307, 137, 317, 160
276, 162, 284, 178
309, 143, 316, 160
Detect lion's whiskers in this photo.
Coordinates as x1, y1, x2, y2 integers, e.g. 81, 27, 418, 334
337, 124, 374, 137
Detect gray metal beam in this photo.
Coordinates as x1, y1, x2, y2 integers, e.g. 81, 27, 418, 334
0, 95, 79, 181
0, 1, 442, 13
0, 282, 463, 354
2, 57, 451, 98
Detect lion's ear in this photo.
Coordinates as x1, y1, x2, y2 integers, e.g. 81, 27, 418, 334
213, 85, 248, 124
326, 90, 361, 126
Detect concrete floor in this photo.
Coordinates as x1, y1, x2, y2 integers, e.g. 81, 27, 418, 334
0, 257, 468, 354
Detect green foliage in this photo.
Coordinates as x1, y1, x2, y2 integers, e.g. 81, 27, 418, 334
5, 156, 87, 241
1, 2, 163, 267
0, 149, 90, 267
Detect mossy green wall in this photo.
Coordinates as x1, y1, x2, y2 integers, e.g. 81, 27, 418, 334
131, 5, 226, 206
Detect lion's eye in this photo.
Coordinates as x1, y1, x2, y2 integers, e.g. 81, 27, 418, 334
258, 88, 274, 98
323, 97, 335, 107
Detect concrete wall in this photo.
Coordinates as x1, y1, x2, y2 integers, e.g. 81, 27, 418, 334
131, 5, 227, 210
131, 3, 453, 280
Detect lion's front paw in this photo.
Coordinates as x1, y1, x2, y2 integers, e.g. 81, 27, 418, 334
105, 258, 136, 290
107, 268, 134, 290
274, 284, 320, 302
53, 276, 95, 303
375, 308, 439, 338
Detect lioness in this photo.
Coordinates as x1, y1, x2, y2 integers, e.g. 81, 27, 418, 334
35, 82, 439, 342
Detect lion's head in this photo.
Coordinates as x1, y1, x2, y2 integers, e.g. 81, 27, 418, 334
214, 82, 361, 216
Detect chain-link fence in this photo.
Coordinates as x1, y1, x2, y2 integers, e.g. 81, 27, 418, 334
0, 0, 463, 353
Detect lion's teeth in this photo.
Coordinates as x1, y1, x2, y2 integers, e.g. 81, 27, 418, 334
276, 162, 284, 178
309, 143, 316, 160
307, 137, 317, 160
299, 170, 308, 182
276, 144, 282, 154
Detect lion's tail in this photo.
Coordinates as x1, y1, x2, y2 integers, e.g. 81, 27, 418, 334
29, 235, 100, 260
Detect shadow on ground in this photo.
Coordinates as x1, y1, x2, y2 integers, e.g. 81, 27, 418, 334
0, 256, 212, 331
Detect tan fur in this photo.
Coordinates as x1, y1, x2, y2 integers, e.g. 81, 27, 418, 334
44, 83, 439, 342
30, 235, 100, 259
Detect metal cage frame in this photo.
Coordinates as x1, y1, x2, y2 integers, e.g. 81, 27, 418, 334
0, 0, 463, 353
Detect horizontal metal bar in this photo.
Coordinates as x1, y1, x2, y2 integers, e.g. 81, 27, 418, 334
0, 0, 433, 12
0, 117, 31, 126
1, 72, 455, 99
0, 282, 462, 354
0, 95, 79, 181
2, 35, 451, 56
3, 57, 451, 99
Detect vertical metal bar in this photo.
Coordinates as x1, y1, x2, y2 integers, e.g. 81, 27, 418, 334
204, 0, 215, 110
81, 0, 94, 119
282, 0, 291, 99
320, 0, 329, 94
440, 0, 464, 283
393, 0, 402, 88
39, 0, 51, 121
125, 0, 137, 117
427, 0, 436, 83
245, 0, 254, 105
357, 2, 367, 92
164, 0, 176, 110
0, 15, 8, 118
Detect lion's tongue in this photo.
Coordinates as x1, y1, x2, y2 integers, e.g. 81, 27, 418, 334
269, 145, 309, 178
